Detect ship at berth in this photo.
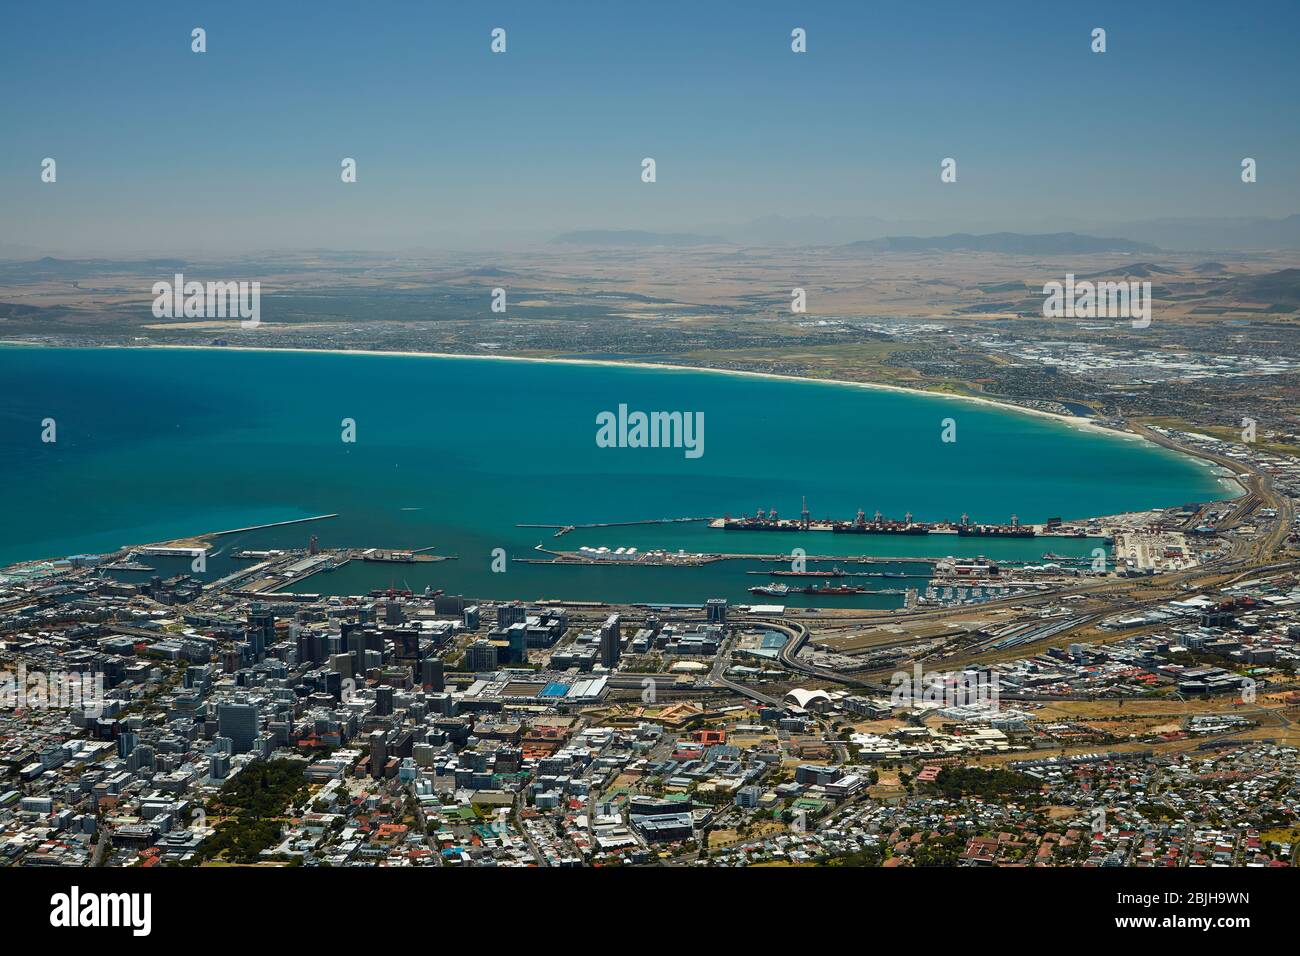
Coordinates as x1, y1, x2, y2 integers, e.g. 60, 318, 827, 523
712, 499, 1103, 540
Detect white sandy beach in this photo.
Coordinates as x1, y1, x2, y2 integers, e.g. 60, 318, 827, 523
66, 341, 1117, 430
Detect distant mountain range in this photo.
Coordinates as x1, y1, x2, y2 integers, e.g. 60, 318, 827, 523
1102, 215, 1300, 251
689, 213, 1300, 252
549, 220, 1300, 255
839, 232, 1156, 255
549, 229, 1156, 254
1211, 267, 1300, 306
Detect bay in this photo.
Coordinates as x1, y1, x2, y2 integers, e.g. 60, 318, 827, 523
0, 346, 1232, 607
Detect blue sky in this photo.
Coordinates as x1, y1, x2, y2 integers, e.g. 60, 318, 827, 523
1, 0, 1296, 253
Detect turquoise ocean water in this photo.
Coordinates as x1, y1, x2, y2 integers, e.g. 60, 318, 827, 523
0, 347, 1233, 607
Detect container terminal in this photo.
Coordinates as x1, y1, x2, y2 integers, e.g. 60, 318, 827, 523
711, 498, 1103, 539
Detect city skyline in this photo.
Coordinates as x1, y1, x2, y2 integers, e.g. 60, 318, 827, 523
1, 0, 1298, 923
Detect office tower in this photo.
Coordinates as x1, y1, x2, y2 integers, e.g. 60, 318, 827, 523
421, 658, 445, 692
210, 752, 231, 779
297, 628, 317, 665
600, 613, 621, 668
386, 599, 404, 625
507, 623, 528, 664
375, 685, 394, 717
391, 628, 420, 669
329, 652, 354, 679
248, 609, 275, 659
370, 730, 387, 779
434, 594, 466, 615
466, 640, 498, 672
129, 744, 156, 773
496, 602, 526, 628
217, 699, 260, 754
706, 598, 728, 625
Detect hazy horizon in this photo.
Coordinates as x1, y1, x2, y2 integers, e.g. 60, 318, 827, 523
2, 0, 1298, 257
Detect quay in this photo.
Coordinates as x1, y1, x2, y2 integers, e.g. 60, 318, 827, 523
518, 517, 710, 537
210, 513, 339, 537
515, 550, 941, 568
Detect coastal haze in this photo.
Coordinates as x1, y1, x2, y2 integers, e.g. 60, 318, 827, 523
1, 0, 1299, 914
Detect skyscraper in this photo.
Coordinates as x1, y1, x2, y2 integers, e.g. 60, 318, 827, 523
706, 599, 728, 625
600, 613, 621, 669
466, 640, 498, 672
421, 658, 445, 692
217, 699, 260, 754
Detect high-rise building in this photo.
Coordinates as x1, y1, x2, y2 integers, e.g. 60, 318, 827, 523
217, 699, 260, 754
421, 658, 445, 692
329, 652, 354, 679
496, 602, 526, 628
600, 613, 621, 668
507, 623, 528, 664
369, 730, 388, 779
248, 609, 276, 660
466, 640, 498, 672
129, 745, 155, 773
210, 752, 231, 780
391, 628, 420, 673
116, 732, 138, 758
706, 598, 728, 625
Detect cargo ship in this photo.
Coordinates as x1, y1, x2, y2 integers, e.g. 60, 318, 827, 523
955, 513, 1035, 538
832, 509, 930, 535
770, 566, 845, 578
719, 506, 801, 531
713, 502, 1102, 540
800, 583, 868, 596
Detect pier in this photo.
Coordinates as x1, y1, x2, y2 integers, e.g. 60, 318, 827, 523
515, 550, 942, 568
517, 517, 709, 537
210, 513, 339, 537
